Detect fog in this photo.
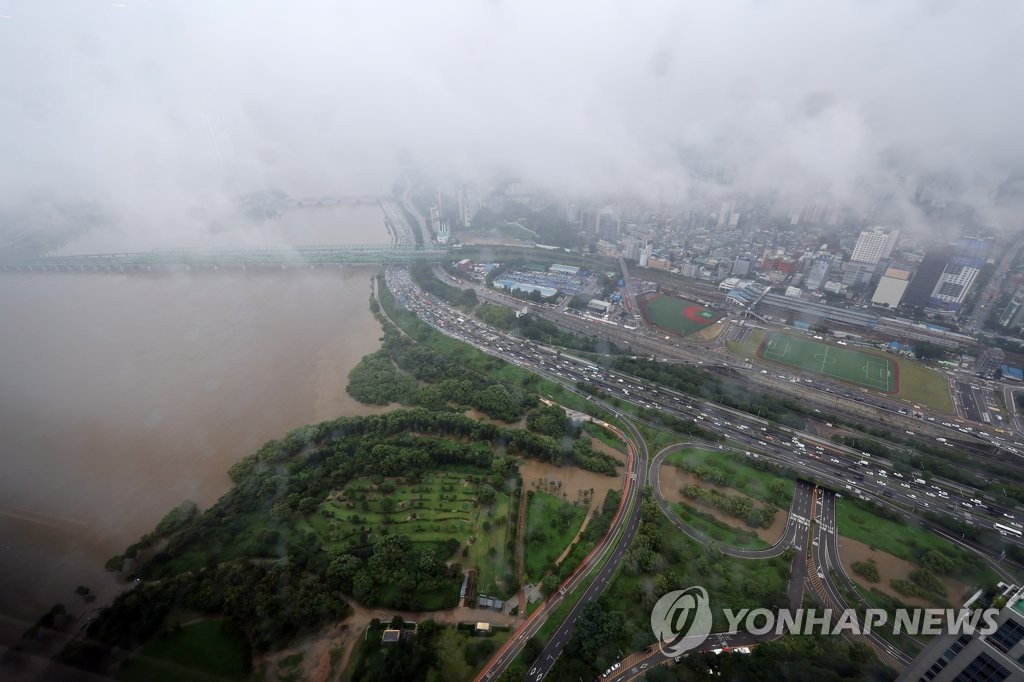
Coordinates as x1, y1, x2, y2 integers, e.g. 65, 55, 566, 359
1, 0, 1023, 233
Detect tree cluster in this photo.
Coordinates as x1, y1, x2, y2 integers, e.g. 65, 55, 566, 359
476, 302, 622, 354
346, 321, 533, 422
59, 559, 344, 674
326, 534, 460, 608
410, 263, 477, 309
680, 484, 777, 529
891, 567, 948, 603
611, 357, 806, 428
81, 408, 601, 677
852, 558, 880, 582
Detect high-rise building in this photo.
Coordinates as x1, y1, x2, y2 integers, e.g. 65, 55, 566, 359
928, 257, 982, 316
595, 239, 619, 257
805, 259, 832, 290
458, 184, 479, 228
639, 241, 653, 268
596, 207, 618, 240
998, 287, 1024, 330
718, 202, 732, 227
566, 202, 579, 224
732, 255, 751, 277
898, 585, 1024, 681
852, 227, 899, 265
622, 237, 642, 261
902, 246, 953, 309
842, 261, 877, 288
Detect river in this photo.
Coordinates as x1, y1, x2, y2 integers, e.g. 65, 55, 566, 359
0, 205, 390, 644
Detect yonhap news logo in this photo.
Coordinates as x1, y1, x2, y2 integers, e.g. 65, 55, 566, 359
650, 585, 1002, 658
650, 586, 713, 657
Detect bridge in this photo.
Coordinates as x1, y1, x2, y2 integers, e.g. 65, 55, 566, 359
0, 244, 449, 272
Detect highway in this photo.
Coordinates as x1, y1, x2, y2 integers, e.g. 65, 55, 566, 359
809, 489, 915, 670
392, 266, 1019, 672
377, 212, 1024, 678
649, 444, 811, 560
516, 417, 649, 682
390, 260, 1024, 560
469, 417, 646, 682
605, 477, 815, 682
425, 264, 1024, 537
436, 262, 1024, 448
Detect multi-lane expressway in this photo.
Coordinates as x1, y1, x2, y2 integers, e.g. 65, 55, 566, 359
810, 489, 916, 670
389, 262, 1024, 563
383, 261, 1022, 678
606, 477, 816, 682
513, 418, 649, 682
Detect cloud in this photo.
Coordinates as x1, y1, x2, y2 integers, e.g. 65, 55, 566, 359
0, 0, 1021, 232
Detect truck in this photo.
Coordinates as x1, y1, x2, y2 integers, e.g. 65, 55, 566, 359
914, 478, 926, 485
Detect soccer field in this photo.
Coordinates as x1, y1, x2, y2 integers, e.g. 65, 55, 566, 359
757, 332, 898, 393
639, 293, 722, 336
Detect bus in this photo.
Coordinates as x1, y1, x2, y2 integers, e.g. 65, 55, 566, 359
994, 523, 1022, 538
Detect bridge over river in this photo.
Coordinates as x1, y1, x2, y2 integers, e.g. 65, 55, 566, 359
0, 244, 449, 272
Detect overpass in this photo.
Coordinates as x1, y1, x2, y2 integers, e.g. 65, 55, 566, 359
0, 244, 449, 272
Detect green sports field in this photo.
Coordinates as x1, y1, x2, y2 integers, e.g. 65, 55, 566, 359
758, 332, 898, 393
638, 293, 722, 336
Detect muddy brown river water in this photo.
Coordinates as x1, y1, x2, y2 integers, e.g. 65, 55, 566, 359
0, 205, 393, 640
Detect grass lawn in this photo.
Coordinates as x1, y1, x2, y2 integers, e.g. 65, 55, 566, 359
759, 332, 897, 392
664, 448, 795, 507
725, 327, 766, 360
832, 578, 926, 656
835, 500, 997, 586
582, 422, 626, 452
154, 510, 295, 577
639, 293, 722, 336
671, 501, 770, 550
894, 358, 955, 413
473, 486, 512, 598
428, 627, 513, 682
601, 514, 792, 636
746, 330, 954, 413
116, 621, 249, 682
524, 492, 587, 580
308, 470, 514, 598
637, 423, 680, 454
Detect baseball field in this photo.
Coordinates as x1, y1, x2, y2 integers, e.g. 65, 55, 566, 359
639, 293, 723, 336
758, 332, 899, 393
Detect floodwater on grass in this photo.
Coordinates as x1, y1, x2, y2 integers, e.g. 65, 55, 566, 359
838, 536, 970, 608
657, 464, 789, 545
517, 458, 623, 514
